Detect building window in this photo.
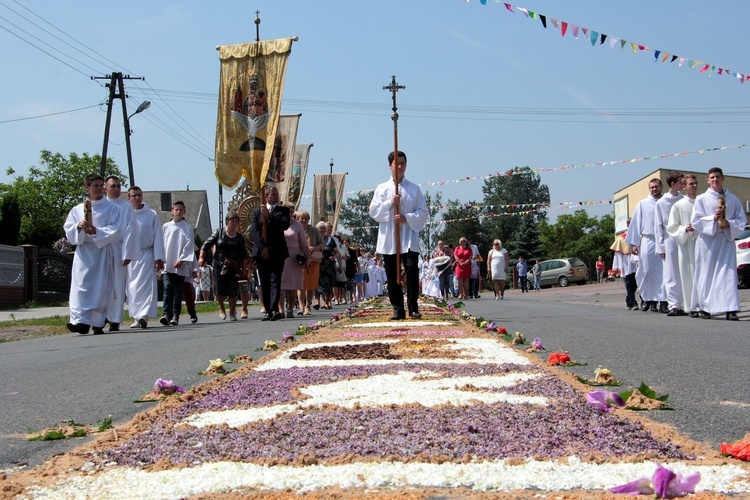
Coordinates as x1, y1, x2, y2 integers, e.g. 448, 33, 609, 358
160, 193, 172, 212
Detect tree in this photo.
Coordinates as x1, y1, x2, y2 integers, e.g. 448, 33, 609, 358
0, 192, 21, 245
481, 166, 550, 256
539, 210, 615, 269
0, 151, 126, 247
507, 214, 543, 261
337, 191, 378, 251
436, 199, 487, 252
419, 190, 443, 254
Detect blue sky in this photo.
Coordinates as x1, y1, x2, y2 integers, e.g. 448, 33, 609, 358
2, 0, 749, 230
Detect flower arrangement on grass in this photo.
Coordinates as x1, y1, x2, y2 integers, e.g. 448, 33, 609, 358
282, 331, 295, 343
547, 352, 571, 365
201, 358, 228, 375
721, 437, 750, 461
152, 378, 185, 396
525, 338, 545, 353
262, 340, 279, 351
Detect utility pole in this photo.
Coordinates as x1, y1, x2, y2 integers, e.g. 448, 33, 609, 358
92, 72, 146, 185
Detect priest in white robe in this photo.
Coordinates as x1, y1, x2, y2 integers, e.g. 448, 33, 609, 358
691, 167, 746, 320
654, 171, 684, 316
64, 174, 121, 335
105, 176, 141, 331
125, 186, 165, 328
625, 179, 666, 312
666, 174, 699, 317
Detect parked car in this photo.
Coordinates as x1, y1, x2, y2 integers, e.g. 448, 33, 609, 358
537, 258, 588, 287
735, 229, 750, 288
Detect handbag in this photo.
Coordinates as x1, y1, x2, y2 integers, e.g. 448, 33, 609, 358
296, 254, 308, 265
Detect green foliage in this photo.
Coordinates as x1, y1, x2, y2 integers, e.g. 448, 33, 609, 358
419, 190, 443, 254
97, 415, 113, 432
0, 192, 22, 245
435, 199, 486, 251
480, 167, 549, 260
338, 191, 378, 250
0, 150, 126, 247
540, 210, 615, 266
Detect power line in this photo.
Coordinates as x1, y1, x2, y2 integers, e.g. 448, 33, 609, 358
0, 103, 101, 124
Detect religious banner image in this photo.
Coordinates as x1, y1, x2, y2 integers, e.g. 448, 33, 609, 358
286, 143, 314, 207
215, 38, 296, 190
311, 173, 347, 232
264, 114, 300, 202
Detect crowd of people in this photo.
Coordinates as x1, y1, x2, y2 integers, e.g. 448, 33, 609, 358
616, 168, 745, 320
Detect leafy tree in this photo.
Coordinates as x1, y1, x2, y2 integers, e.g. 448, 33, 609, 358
419, 190, 443, 255
0, 192, 21, 245
0, 150, 125, 247
481, 166, 550, 255
435, 199, 487, 252
539, 210, 615, 271
337, 191, 377, 251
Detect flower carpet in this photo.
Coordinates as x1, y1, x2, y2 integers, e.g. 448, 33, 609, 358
4, 299, 750, 499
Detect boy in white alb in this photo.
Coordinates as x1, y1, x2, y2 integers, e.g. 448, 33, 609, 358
160, 201, 194, 326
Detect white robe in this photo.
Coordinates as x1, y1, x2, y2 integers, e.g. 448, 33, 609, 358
106, 196, 141, 323
162, 220, 195, 278
424, 261, 442, 298
625, 195, 665, 302
364, 258, 379, 298
126, 204, 165, 320
64, 198, 121, 327
655, 192, 683, 309
667, 197, 698, 313
691, 188, 746, 314
369, 177, 428, 255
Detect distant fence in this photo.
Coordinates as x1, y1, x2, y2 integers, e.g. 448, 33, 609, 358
0, 245, 74, 308
0, 245, 25, 307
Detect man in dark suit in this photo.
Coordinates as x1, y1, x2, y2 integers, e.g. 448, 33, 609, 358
250, 186, 290, 321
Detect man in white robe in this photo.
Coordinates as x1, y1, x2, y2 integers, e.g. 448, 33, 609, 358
369, 150, 428, 320
667, 174, 699, 317
64, 174, 121, 335
105, 176, 140, 331
691, 167, 746, 320
654, 171, 684, 316
125, 186, 165, 328
625, 179, 666, 312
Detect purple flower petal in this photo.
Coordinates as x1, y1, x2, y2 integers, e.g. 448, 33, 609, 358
653, 464, 677, 498
667, 471, 700, 497
586, 390, 609, 411
610, 477, 654, 495
611, 392, 626, 407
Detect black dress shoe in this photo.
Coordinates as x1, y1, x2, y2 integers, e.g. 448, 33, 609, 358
689, 311, 700, 318
726, 312, 739, 321
109, 323, 120, 332
92, 327, 104, 335
262, 313, 271, 321
658, 302, 669, 314
409, 311, 422, 319
67, 323, 90, 334
390, 310, 406, 320
270, 311, 283, 321
700, 311, 712, 320
640, 302, 649, 311
649, 302, 658, 312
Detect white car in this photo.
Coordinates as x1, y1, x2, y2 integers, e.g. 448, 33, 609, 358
736, 229, 750, 288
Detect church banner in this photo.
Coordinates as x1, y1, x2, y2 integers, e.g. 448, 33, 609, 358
264, 114, 300, 203
286, 143, 314, 208
311, 173, 347, 233
214, 37, 295, 190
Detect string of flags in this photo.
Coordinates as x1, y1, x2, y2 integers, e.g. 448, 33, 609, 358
298, 143, 744, 200
466, 1, 750, 85
341, 199, 613, 231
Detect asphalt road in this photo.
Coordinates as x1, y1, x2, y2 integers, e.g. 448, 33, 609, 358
1, 282, 748, 472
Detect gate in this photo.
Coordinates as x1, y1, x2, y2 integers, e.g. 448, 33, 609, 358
37, 249, 73, 303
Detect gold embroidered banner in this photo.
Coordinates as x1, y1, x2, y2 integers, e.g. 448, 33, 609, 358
287, 143, 314, 208
264, 114, 300, 203
215, 38, 295, 190
311, 173, 347, 233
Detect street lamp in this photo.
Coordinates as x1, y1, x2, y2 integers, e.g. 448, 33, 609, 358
124, 100, 151, 186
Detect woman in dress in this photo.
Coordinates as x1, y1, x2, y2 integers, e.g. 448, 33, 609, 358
297, 211, 324, 315
453, 237, 473, 299
198, 211, 248, 321
487, 239, 509, 300
280, 203, 309, 318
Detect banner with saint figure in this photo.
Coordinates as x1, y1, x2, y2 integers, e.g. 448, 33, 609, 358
264, 114, 300, 202
311, 173, 347, 233
286, 143, 313, 208
214, 38, 295, 190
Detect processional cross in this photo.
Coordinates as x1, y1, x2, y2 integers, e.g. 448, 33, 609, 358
382, 75, 406, 286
